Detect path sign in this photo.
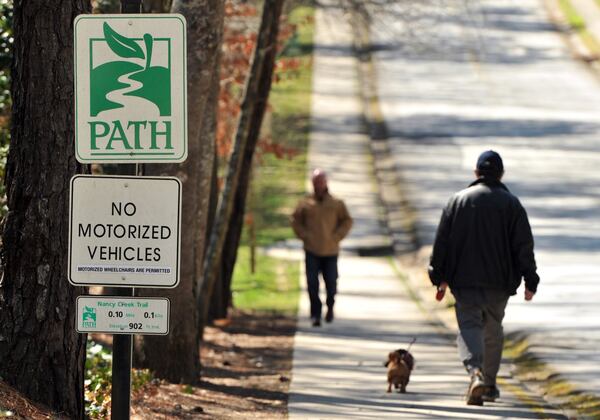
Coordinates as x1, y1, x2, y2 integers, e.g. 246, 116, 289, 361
77, 296, 170, 335
74, 14, 187, 163
68, 175, 181, 288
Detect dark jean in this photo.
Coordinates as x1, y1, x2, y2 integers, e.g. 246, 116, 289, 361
452, 288, 509, 386
305, 251, 338, 320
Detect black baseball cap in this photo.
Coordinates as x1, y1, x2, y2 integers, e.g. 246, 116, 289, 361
476, 150, 503, 175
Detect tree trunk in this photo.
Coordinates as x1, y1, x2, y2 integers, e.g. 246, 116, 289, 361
208, 271, 225, 320
137, 0, 224, 384
210, 166, 256, 321
199, 0, 285, 337
0, 1, 90, 418
142, 0, 172, 13
200, 58, 223, 322
206, 145, 223, 321
212, 182, 246, 318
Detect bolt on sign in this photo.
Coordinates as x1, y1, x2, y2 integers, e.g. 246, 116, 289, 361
74, 15, 187, 163
68, 175, 181, 288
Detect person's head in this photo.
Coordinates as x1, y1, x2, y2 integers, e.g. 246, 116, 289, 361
475, 150, 504, 180
312, 168, 328, 199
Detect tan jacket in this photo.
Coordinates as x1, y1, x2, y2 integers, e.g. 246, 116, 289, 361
291, 193, 353, 256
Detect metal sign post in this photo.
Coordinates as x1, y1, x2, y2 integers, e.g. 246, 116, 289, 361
112, 2, 141, 416
111, 303, 133, 420
121, 0, 142, 13
71, 1, 187, 418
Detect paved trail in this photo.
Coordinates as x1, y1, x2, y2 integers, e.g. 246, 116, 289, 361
288, 2, 566, 418
370, 0, 600, 396
289, 257, 563, 419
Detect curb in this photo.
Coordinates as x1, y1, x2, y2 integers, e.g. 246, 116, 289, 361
349, 4, 419, 257
545, 0, 600, 75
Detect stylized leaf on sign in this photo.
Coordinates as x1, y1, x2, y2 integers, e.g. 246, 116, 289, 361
143, 33, 153, 70
103, 22, 145, 60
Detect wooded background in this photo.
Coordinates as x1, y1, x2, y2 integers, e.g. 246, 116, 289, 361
0, 0, 313, 417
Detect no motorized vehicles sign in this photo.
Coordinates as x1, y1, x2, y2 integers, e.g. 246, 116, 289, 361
68, 175, 181, 288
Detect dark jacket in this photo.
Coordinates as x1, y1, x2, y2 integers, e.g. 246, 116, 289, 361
428, 177, 539, 295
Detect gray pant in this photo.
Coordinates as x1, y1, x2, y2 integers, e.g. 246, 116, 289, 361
452, 288, 509, 386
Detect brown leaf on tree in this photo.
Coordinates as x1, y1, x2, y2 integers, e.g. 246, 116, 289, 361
217, 1, 298, 163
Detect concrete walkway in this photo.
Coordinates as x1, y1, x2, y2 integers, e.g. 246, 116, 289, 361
288, 2, 566, 418
304, 6, 392, 255
289, 257, 564, 419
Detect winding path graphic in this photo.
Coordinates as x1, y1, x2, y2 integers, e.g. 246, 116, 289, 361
103, 69, 160, 117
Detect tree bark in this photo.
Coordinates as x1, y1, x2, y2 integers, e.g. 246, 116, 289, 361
209, 167, 256, 321
199, 0, 285, 336
199, 58, 222, 322
142, 0, 172, 13
137, 0, 224, 384
0, 1, 90, 418
208, 260, 228, 320
206, 145, 223, 321
209, 181, 246, 319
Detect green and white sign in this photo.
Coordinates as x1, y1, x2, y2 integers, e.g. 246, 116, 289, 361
74, 14, 187, 163
68, 175, 181, 288
76, 296, 170, 335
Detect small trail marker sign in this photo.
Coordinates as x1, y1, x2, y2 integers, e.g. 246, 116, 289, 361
74, 14, 187, 163
77, 296, 170, 335
68, 175, 181, 288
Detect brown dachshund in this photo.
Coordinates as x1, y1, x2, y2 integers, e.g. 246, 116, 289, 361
385, 349, 414, 393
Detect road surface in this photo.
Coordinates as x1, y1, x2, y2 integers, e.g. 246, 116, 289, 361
370, 0, 600, 396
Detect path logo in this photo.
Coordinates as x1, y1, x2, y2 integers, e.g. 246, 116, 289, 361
82, 306, 97, 328
74, 15, 187, 163
91, 23, 171, 117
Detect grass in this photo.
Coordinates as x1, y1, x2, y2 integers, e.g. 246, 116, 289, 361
556, 0, 600, 55
248, 5, 314, 247
579, 30, 600, 56
504, 334, 600, 418
558, 0, 585, 30
231, 4, 314, 315
232, 246, 300, 315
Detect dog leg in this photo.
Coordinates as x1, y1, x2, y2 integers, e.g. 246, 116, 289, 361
387, 383, 392, 393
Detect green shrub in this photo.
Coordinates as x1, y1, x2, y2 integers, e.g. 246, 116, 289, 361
84, 340, 154, 418
0, 0, 12, 219
85, 341, 113, 418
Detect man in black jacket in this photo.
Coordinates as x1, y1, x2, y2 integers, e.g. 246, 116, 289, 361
429, 150, 539, 406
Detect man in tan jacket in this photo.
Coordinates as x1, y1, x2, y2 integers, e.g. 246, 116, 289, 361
291, 169, 353, 326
